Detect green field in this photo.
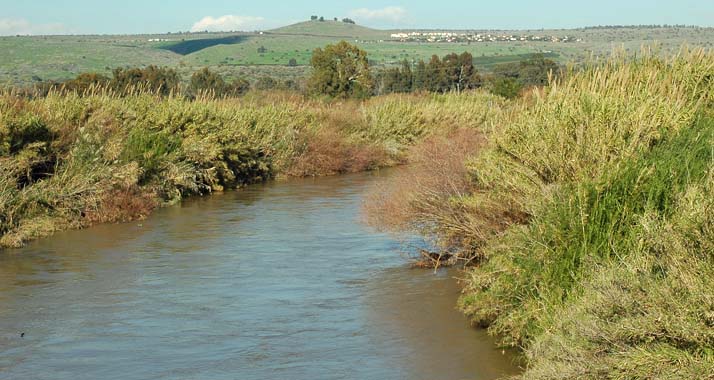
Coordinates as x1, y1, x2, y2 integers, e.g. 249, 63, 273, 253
2, 20, 713, 86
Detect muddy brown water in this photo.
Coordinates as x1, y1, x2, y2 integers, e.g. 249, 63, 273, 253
0, 172, 518, 380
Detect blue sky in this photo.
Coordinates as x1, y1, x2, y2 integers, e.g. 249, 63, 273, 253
1, 0, 713, 35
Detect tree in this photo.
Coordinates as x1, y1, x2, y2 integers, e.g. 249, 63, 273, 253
492, 54, 559, 88
342, 18, 356, 24
516, 54, 559, 86
288, 58, 298, 67
413, 59, 427, 91
426, 55, 447, 92
490, 77, 522, 99
374, 52, 482, 96
188, 68, 226, 97
257, 46, 268, 54
282, 79, 301, 91
460, 52, 482, 89
398, 59, 413, 92
319, 16, 325, 22
255, 76, 278, 91
374, 67, 401, 95
308, 41, 373, 99
110, 66, 180, 96
226, 78, 251, 96
63, 72, 110, 93
441, 52, 481, 91
311, 15, 318, 21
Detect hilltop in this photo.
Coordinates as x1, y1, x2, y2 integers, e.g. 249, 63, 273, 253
268, 20, 388, 39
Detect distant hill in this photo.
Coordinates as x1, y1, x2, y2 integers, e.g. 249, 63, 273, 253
268, 21, 388, 39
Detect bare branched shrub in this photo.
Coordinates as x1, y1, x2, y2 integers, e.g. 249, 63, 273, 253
85, 186, 158, 224
364, 128, 488, 264
287, 127, 390, 177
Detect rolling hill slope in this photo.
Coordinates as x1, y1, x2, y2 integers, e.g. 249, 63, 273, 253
268, 20, 388, 39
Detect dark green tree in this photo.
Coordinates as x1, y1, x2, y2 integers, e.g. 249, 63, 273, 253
398, 59, 413, 92
63, 72, 110, 93
491, 77, 522, 99
426, 55, 447, 93
188, 68, 227, 97
255, 76, 278, 90
282, 79, 301, 91
516, 54, 560, 86
226, 78, 251, 96
110, 66, 180, 96
308, 41, 373, 99
413, 59, 427, 91
492, 54, 559, 87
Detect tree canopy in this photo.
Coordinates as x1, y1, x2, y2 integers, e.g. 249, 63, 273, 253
308, 41, 373, 99
374, 52, 482, 95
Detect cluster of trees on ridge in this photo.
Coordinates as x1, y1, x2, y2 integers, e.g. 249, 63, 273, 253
309, 15, 356, 24
22, 41, 559, 100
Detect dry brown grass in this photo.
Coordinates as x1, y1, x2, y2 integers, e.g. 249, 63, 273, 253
84, 186, 159, 224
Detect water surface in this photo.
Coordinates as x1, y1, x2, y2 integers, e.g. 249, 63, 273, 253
0, 172, 517, 380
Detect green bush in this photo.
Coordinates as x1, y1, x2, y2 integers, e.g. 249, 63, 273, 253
489, 77, 522, 99
0, 111, 53, 155
121, 128, 181, 183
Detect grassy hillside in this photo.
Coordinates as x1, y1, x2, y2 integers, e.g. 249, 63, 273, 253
2, 24, 713, 87
0, 35, 178, 84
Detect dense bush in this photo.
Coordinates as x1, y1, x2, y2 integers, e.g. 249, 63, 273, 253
110, 65, 180, 96
188, 68, 251, 98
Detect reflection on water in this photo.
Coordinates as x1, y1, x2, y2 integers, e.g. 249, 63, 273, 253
0, 172, 518, 380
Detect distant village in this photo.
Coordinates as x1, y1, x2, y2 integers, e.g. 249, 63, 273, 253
389, 31, 583, 44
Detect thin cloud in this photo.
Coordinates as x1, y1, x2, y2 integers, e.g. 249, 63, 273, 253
0, 18, 67, 36
191, 15, 266, 32
349, 6, 407, 23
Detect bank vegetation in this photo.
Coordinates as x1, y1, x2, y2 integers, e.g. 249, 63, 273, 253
366, 47, 714, 379
0, 88, 501, 248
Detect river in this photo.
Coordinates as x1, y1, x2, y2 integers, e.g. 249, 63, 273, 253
0, 171, 518, 380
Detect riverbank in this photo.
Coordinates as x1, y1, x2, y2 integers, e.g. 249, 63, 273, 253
366, 48, 714, 378
0, 90, 503, 248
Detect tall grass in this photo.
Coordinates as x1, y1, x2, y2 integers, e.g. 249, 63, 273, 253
474, 117, 714, 378
364, 47, 714, 378
459, 49, 714, 378
358, 92, 504, 156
